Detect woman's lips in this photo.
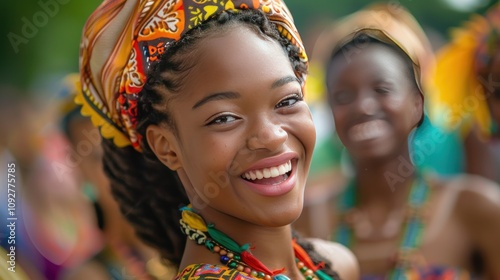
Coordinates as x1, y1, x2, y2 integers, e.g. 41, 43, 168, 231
348, 119, 389, 142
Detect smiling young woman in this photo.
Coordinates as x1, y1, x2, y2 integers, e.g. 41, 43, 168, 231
77, 0, 358, 279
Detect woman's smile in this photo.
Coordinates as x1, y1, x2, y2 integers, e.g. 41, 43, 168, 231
347, 119, 390, 143
239, 152, 298, 196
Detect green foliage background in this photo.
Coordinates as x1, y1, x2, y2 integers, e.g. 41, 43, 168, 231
0, 0, 496, 96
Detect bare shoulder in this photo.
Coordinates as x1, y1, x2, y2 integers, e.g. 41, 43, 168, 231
441, 174, 500, 220
306, 238, 360, 280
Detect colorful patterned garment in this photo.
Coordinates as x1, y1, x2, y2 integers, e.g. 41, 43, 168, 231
361, 266, 470, 280
77, 0, 307, 152
429, 3, 500, 140
175, 263, 256, 280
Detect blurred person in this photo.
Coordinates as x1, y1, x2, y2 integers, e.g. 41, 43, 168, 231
320, 26, 500, 278
295, 2, 464, 239
57, 74, 172, 280
429, 2, 500, 182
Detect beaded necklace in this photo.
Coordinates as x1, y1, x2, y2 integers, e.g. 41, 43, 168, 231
334, 172, 431, 279
179, 206, 334, 280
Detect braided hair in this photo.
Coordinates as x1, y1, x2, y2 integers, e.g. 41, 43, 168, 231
101, 8, 340, 278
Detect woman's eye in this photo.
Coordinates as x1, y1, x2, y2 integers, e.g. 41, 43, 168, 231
207, 115, 238, 126
375, 87, 390, 94
276, 94, 303, 108
332, 91, 354, 105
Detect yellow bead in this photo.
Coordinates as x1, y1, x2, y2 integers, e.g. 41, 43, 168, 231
227, 252, 234, 258
237, 265, 244, 272
305, 269, 314, 276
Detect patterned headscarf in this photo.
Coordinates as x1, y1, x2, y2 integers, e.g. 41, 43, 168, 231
430, 3, 500, 139
77, 0, 307, 151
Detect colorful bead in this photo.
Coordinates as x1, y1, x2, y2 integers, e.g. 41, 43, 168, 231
228, 261, 237, 269
220, 255, 230, 264
264, 275, 272, 280
220, 249, 227, 256
213, 246, 220, 253
227, 252, 234, 258
237, 265, 244, 272
251, 270, 258, 277
244, 267, 252, 274
257, 271, 265, 278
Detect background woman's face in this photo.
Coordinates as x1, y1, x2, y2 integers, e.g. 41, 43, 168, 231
165, 25, 316, 227
327, 43, 422, 162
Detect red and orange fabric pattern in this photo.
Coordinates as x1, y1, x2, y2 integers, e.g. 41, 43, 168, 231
78, 0, 307, 151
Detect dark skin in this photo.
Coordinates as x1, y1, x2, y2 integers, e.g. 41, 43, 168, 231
146, 26, 359, 279
306, 42, 500, 277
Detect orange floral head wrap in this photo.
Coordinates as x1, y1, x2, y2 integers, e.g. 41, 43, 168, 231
78, 0, 307, 151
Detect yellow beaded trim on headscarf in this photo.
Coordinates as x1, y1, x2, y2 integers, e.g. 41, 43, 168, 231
78, 0, 308, 152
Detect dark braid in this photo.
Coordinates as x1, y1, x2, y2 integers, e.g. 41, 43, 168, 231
102, 8, 339, 278
293, 231, 342, 279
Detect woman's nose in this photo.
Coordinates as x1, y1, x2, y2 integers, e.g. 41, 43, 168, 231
247, 120, 288, 151
357, 93, 378, 116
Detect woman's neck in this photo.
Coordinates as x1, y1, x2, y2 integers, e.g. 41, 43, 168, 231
353, 152, 416, 208
179, 207, 303, 278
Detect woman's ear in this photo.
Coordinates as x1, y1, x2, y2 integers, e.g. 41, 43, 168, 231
146, 124, 182, 170
413, 92, 424, 127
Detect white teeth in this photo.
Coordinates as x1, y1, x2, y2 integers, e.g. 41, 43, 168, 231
256, 170, 264, 180
263, 168, 271, 178
242, 160, 292, 181
270, 167, 280, 177
348, 120, 388, 142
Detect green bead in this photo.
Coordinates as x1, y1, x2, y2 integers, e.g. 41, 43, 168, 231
233, 255, 241, 261
257, 272, 265, 278
305, 276, 314, 280
228, 261, 237, 268
300, 267, 308, 273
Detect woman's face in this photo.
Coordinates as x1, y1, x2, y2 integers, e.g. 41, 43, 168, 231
155, 25, 315, 227
327, 43, 422, 163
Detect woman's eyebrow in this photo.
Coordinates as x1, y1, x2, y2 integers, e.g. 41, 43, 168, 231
192, 91, 240, 110
271, 75, 300, 89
